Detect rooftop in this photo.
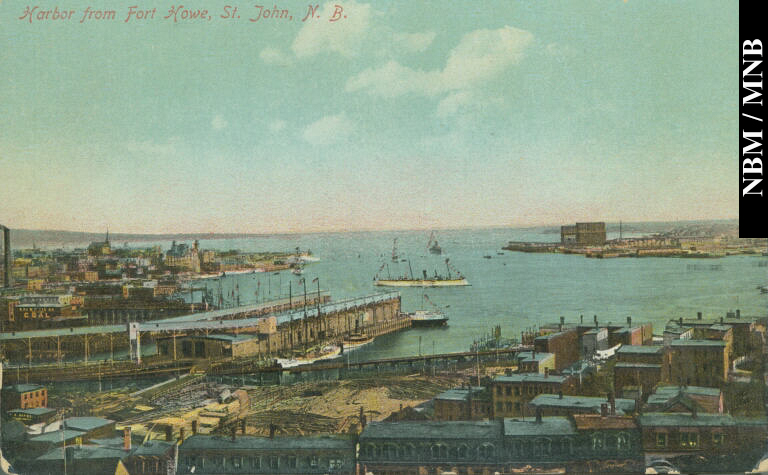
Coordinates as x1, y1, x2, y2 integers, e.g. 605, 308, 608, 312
517, 351, 555, 363
670, 339, 726, 347
639, 413, 768, 427
4, 383, 45, 393
8, 408, 56, 416
29, 429, 86, 443
617, 345, 663, 354
130, 440, 176, 457
535, 330, 575, 341
504, 417, 575, 436
572, 415, 638, 430
709, 324, 733, 332
614, 362, 661, 369
36, 445, 126, 461
362, 421, 500, 440
64, 417, 114, 432
435, 386, 486, 402
493, 373, 568, 384
653, 385, 721, 398
528, 394, 635, 415
180, 434, 355, 451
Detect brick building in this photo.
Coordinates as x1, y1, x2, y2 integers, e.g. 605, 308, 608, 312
534, 329, 579, 370
433, 386, 491, 421
2, 384, 48, 410
668, 340, 728, 387
491, 373, 574, 418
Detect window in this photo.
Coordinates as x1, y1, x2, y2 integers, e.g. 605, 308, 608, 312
505, 386, 511, 396
591, 434, 604, 451
496, 386, 502, 396
250, 456, 261, 468
713, 432, 725, 445
310, 456, 319, 468
681, 431, 699, 448
496, 402, 503, 412
269, 456, 279, 469
505, 402, 513, 412
656, 432, 667, 447
286, 456, 297, 468
514, 387, 521, 396
617, 432, 629, 451
479, 443, 494, 459
232, 457, 242, 468
329, 458, 344, 470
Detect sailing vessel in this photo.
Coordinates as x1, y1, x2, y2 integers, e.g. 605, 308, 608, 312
427, 231, 442, 255
341, 333, 375, 351
374, 257, 469, 287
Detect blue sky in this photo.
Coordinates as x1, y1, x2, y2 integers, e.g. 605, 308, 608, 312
0, 0, 738, 233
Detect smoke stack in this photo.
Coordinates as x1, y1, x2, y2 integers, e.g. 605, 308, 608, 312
736, 309, 741, 319
679, 317, 683, 326
720, 316, 724, 324
191, 420, 198, 435
697, 311, 702, 320
559, 316, 565, 331
360, 406, 367, 429
610, 399, 616, 415
600, 403, 608, 417
123, 427, 132, 451
626, 316, 631, 326
580, 314, 584, 324
165, 426, 173, 442
2, 226, 11, 288
545, 367, 549, 378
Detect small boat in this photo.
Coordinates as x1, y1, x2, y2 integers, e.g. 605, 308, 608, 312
427, 231, 442, 255
483, 255, 492, 259
291, 266, 304, 276
341, 333, 374, 352
276, 345, 341, 368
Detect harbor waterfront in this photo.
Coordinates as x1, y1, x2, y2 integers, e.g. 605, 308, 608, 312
185, 227, 767, 362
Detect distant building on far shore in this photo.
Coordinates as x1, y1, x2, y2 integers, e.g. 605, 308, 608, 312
561, 222, 606, 246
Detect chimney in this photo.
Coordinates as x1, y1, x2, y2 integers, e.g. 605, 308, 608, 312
580, 314, 584, 324
720, 316, 724, 324
231, 426, 237, 442
359, 406, 366, 429
535, 407, 542, 424
600, 403, 608, 417
610, 399, 616, 416
123, 427, 132, 451
179, 427, 186, 443
697, 311, 702, 320
558, 391, 563, 399
594, 315, 598, 329
240, 419, 246, 435
269, 423, 276, 438
626, 316, 631, 326
544, 367, 549, 378
679, 317, 683, 326
191, 420, 198, 435
559, 316, 564, 331
736, 309, 741, 319
165, 426, 173, 442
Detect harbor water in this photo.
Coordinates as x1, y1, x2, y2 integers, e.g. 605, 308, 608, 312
144, 227, 766, 364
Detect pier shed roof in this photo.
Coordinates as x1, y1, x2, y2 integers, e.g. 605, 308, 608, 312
362, 421, 501, 440
503, 417, 575, 436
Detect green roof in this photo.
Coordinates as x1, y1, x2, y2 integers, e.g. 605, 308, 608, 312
615, 363, 661, 369
528, 394, 635, 414
131, 440, 176, 456
64, 417, 114, 432
493, 373, 567, 384
435, 387, 485, 402
180, 434, 355, 451
4, 383, 45, 393
670, 339, 726, 347
709, 324, 732, 332
36, 445, 126, 461
518, 352, 554, 363
8, 407, 56, 416
617, 345, 663, 354
639, 412, 768, 427
504, 417, 575, 436
653, 385, 721, 398
29, 429, 86, 443
361, 421, 500, 440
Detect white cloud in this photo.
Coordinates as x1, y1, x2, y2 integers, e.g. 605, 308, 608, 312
260, 47, 293, 66
269, 119, 287, 133
346, 26, 533, 101
436, 91, 474, 118
303, 114, 353, 146
392, 31, 436, 53
211, 115, 228, 130
292, 0, 372, 58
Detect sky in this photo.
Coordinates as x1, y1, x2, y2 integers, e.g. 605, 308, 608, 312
0, 0, 739, 234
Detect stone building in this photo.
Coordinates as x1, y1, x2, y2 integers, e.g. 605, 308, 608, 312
668, 340, 728, 387
178, 434, 356, 474
491, 373, 573, 418
560, 222, 606, 246
433, 386, 491, 421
